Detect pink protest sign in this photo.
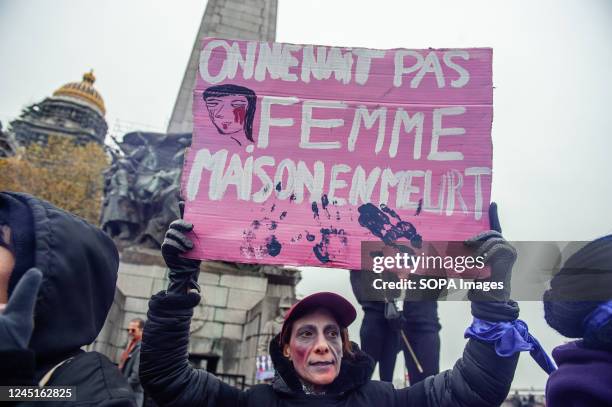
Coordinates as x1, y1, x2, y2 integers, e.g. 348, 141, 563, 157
181, 38, 493, 269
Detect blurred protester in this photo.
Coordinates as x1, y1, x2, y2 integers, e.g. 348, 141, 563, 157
544, 235, 612, 406
256, 296, 294, 381
0, 191, 136, 405
257, 296, 294, 356
400, 301, 441, 384
139, 203, 552, 406
350, 271, 440, 384
120, 318, 145, 406
349, 270, 401, 382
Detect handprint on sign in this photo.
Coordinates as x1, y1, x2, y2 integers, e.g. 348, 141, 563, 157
358, 203, 422, 249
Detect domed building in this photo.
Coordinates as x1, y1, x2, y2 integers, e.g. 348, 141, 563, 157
9, 70, 108, 147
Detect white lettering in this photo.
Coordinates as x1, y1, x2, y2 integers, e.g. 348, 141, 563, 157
443, 50, 470, 88
349, 166, 381, 205
258, 96, 299, 149
412, 51, 445, 88
394, 50, 424, 87
274, 159, 296, 200
445, 169, 468, 216
186, 149, 228, 200
252, 156, 275, 203
396, 170, 425, 209
423, 170, 445, 214
353, 49, 386, 85
348, 106, 387, 153
254, 42, 284, 81
300, 100, 347, 149
428, 107, 466, 161
199, 40, 233, 84
379, 168, 399, 205
390, 109, 424, 159
328, 164, 351, 206
465, 167, 491, 220
294, 161, 325, 203
217, 154, 251, 201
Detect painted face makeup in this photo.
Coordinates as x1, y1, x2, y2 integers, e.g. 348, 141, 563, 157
204, 95, 248, 138
286, 308, 343, 389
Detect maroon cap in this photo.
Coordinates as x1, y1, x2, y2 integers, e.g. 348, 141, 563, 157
280, 292, 357, 343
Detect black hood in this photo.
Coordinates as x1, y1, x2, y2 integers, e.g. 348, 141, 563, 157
544, 235, 612, 350
269, 333, 375, 397
1, 192, 119, 367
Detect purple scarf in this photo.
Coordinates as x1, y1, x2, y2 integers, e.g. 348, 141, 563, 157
546, 341, 612, 407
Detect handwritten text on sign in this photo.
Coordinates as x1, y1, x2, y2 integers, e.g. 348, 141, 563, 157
182, 38, 493, 269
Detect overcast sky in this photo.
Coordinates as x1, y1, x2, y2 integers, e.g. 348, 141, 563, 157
1, 0, 611, 390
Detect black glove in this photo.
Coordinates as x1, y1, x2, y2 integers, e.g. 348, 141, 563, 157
162, 202, 202, 295
0, 268, 43, 351
465, 203, 517, 304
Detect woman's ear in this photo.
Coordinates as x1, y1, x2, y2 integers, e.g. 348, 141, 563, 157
282, 344, 291, 359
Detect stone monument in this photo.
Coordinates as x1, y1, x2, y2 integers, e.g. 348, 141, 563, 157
101, 131, 189, 248
167, 0, 277, 134
93, 0, 299, 386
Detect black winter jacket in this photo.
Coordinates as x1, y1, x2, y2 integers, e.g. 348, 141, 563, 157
0, 192, 135, 406
141, 291, 519, 407
122, 341, 144, 394
14, 352, 137, 407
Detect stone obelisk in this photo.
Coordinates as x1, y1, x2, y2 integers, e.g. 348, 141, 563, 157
167, 0, 278, 133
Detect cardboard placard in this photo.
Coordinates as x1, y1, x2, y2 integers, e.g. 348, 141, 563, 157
182, 38, 493, 269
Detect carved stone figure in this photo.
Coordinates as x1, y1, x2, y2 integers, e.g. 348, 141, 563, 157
101, 131, 191, 248
101, 157, 140, 241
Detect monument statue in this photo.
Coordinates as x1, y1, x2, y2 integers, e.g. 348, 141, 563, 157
101, 131, 191, 248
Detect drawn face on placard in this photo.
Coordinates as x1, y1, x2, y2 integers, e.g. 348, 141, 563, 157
205, 94, 247, 135
203, 84, 257, 146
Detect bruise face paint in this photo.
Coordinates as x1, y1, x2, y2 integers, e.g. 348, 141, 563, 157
286, 308, 343, 389
205, 95, 249, 137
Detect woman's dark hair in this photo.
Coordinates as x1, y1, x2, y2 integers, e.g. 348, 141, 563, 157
202, 84, 257, 142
